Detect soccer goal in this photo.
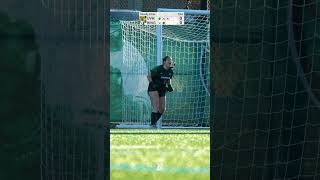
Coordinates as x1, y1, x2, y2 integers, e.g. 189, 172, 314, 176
116, 8, 210, 128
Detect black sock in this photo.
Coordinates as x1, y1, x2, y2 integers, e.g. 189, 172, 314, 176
151, 112, 158, 125
155, 112, 162, 123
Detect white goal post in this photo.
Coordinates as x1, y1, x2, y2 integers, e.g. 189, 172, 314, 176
116, 8, 210, 128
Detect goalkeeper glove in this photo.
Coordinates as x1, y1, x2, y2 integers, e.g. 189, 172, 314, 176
167, 84, 173, 92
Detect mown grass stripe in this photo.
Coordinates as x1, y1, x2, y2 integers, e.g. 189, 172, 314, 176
111, 164, 209, 174
111, 132, 210, 135
111, 145, 210, 150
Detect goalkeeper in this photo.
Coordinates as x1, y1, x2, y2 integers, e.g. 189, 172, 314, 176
147, 56, 174, 127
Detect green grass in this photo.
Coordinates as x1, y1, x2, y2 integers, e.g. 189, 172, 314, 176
110, 129, 210, 180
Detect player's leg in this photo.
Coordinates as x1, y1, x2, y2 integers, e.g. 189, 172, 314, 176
148, 91, 160, 126
159, 96, 166, 113
157, 91, 166, 123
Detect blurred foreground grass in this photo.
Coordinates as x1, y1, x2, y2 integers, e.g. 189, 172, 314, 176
110, 129, 210, 180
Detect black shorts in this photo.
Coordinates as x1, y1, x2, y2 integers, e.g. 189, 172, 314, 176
148, 84, 166, 97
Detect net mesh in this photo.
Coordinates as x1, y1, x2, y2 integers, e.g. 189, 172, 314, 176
110, 0, 204, 11
38, 1, 108, 179
212, 0, 320, 179
120, 10, 210, 127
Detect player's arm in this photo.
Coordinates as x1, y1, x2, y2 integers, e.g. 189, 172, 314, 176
147, 67, 157, 82
167, 80, 173, 92
166, 70, 174, 92
147, 67, 160, 89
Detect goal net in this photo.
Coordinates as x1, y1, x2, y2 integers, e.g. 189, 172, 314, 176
212, 0, 320, 179
118, 8, 210, 128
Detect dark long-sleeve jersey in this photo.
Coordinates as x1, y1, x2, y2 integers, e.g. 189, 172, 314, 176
150, 65, 174, 86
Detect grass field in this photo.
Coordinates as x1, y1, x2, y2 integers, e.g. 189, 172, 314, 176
110, 129, 210, 180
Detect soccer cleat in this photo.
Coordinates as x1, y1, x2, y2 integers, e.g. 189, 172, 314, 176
156, 120, 162, 129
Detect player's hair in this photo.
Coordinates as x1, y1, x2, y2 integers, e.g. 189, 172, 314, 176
162, 56, 171, 63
